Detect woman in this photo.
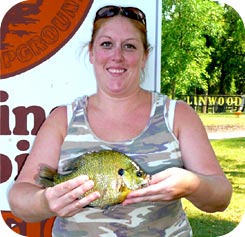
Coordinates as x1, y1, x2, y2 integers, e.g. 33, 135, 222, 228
8, 5, 232, 237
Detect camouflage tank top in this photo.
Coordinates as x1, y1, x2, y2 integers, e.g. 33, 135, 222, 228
52, 92, 192, 237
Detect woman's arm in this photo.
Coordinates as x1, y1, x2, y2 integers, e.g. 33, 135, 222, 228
8, 106, 67, 221
8, 106, 99, 222
174, 101, 232, 212
124, 101, 232, 212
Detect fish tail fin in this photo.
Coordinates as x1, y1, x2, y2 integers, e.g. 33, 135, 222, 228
36, 166, 57, 187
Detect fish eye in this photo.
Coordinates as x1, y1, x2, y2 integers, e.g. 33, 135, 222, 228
118, 168, 124, 176
136, 170, 143, 177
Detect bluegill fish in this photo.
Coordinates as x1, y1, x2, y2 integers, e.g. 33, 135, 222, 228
37, 150, 150, 208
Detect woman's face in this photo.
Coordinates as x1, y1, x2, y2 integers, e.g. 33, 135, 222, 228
89, 16, 148, 97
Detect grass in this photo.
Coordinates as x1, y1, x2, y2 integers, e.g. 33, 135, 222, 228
198, 112, 245, 127
182, 116, 245, 237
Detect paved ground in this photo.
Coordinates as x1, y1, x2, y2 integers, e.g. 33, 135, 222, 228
208, 130, 245, 140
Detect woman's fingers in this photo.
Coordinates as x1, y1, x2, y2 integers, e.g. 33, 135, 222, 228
51, 175, 90, 198
123, 168, 200, 206
44, 175, 100, 217
53, 191, 100, 217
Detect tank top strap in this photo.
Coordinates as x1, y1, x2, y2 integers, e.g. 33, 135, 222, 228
164, 99, 176, 132
66, 96, 88, 126
152, 92, 176, 133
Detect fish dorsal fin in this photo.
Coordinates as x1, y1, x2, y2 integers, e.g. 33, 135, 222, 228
61, 155, 85, 173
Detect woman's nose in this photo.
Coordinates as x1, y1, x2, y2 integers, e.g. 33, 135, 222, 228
112, 47, 124, 61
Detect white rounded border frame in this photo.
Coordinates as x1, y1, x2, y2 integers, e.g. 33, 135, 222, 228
0, 0, 244, 236
211, 1, 245, 237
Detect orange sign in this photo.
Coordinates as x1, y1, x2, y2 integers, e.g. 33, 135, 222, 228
0, 0, 93, 79
2, 211, 55, 237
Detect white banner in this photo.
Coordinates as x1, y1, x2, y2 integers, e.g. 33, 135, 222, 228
0, 0, 244, 236
0, 0, 162, 236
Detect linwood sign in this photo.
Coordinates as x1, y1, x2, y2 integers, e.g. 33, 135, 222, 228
183, 95, 244, 112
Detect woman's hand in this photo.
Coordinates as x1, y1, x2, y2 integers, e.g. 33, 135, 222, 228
123, 167, 200, 205
43, 175, 100, 217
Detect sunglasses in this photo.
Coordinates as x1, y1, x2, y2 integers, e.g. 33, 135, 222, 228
94, 5, 146, 27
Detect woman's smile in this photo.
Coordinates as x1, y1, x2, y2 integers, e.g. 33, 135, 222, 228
107, 67, 127, 76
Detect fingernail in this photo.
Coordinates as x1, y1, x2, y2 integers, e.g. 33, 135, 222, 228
80, 175, 89, 181
87, 180, 94, 188
94, 191, 100, 198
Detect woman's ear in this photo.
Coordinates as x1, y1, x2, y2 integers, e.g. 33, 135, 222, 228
89, 43, 94, 64
141, 52, 149, 69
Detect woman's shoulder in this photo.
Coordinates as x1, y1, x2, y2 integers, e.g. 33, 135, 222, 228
174, 100, 205, 138
175, 100, 197, 117
42, 106, 68, 138
50, 105, 67, 119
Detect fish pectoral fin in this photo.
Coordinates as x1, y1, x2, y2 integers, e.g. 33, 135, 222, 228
119, 184, 130, 193
117, 186, 131, 203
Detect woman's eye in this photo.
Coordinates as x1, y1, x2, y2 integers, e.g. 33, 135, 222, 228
101, 41, 112, 48
124, 44, 136, 50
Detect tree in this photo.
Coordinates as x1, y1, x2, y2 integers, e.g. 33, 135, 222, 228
206, 5, 245, 95
161, 0, 245, 98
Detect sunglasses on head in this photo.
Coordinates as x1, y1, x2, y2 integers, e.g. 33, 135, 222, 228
94, 5, 146, 27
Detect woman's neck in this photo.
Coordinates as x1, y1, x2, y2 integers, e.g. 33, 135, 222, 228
89, 88, 150, 114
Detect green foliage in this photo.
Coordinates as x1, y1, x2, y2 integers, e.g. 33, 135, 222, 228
161, 0, 245, 98
208, 5, 245, 95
